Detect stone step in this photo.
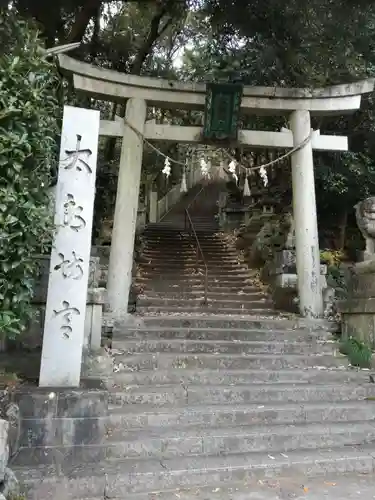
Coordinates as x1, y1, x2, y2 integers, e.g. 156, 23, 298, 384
208, 284, 264, 291
137, 265, 257, 282
145, 226, 218, 231
145, 224, 219, 230
140, 263, 248, 272
143, 243, 221, 249
16, 446, 375, 497
141, 254, 242, 264
112, 352, 346, 372
142, 244, 227, 250
108, 383, 373, 408
137, 306, 277, 315
114, 326, 328, 342
137, 279, 249, 291
143, 238, 225, 245
141, 251, 238, 259
138, 291, 267, 301
144, 227, 218, 233
137, 295, 268, 305
145, 222, 218, 227
103, 421, 375, 459
136, 282, 259, 292
142, 249, 239, 257
143, 249, 238, 257
144, 246, 236, 254
111, 367, 370, 387
136, 278, 260, 286
108, 400, 375, 429
144, 233, 220, 239
140, 263, 245, 272
137, 298, 273, 311
139, 271, 253, 280
141, 255, 241, 263
137, 284, 263, 294
132, 315, 336, 332
138, 271, 248, 278
111, 338, 336, 356
143, 233, 189, 238
143, 236, 230, 243
20, 422, 373, 466
32, 474, 375, 500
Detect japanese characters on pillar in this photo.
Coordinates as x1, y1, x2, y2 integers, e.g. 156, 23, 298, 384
39, 106, 100, 387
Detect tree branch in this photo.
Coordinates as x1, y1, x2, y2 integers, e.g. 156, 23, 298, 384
130, 5, 169, 74
67, 0, 103, 43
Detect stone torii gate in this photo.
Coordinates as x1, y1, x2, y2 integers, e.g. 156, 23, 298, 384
59, 55, 374, 321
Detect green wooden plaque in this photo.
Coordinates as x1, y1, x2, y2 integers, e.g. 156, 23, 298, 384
203, 83, 243, 142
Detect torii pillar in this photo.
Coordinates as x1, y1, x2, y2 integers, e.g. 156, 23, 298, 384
290, 110, 323, 318
107, 98, 147, 318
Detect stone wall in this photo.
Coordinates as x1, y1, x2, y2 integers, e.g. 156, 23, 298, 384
5, 387, 109, 498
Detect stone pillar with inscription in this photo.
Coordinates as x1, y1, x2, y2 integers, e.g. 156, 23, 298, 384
39, 106, 100, 388
107, 98, 147, 319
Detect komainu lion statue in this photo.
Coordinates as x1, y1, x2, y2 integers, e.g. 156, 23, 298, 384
355, 197, 375, 259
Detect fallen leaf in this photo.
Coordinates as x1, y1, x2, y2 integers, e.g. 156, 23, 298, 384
324, 482, 337, 486
303, 487, 309, 493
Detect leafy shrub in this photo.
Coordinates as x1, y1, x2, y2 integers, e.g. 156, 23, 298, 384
249, 212, 293, 265
339, 337, 372, 368
320, 249, 348, 299
0, 11, 61, 338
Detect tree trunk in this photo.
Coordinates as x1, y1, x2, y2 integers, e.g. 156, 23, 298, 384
104, 3, 171, 161
337, 209, 348, 250
67, 0, 102, 43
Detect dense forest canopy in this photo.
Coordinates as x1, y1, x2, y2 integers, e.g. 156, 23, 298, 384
3, 0, 375, 249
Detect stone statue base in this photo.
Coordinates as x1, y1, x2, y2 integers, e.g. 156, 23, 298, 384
338, 259, 375, 349
267, 250, 332, 316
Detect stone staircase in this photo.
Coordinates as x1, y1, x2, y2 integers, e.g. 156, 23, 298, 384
13, 182, 375, 498
136, 181, 274, 315
14, 314, 375, 499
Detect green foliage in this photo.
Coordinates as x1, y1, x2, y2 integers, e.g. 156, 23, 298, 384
339, 336, 372, 368
11, 0, 375, 246
252, 213, 293, 260
320, 249, 345, 267
203, 0, 375, 86
320, 250, 349, 298
327, 265, 348, 299
178, 1, 375, 240
0, 11, 61, 338
8, 495, 26, 500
